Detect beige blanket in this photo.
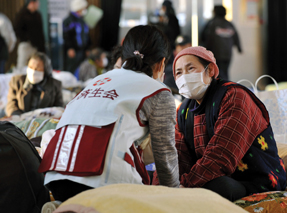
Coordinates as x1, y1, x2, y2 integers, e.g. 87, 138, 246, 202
56, 184, 247, 213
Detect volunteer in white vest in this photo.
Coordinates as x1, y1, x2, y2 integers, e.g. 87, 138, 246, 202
39, 25, 180, 202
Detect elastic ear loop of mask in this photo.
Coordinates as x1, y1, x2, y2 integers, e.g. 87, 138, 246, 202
201, 64, 210, 84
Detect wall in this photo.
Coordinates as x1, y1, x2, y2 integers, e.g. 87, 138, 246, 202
228, 0, 262, 84
118, 0, 262, 85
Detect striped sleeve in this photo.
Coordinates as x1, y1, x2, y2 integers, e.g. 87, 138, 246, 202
139, 90, 180, 187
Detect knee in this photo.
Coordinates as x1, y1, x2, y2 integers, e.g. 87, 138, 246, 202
202, 176, 247, 201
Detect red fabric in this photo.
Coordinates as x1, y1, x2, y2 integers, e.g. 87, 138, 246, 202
172, 46, 219, 78
69, 124, 114, 176
39, 124, 115, 176
130, 144, 150, 185
136, 88, 170, 127
176, 87, 268, 187
124, 152, 135, 168
152, 170, 160, 185
38, 126, 67, 173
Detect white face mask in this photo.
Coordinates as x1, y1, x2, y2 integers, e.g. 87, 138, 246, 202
159, 9, 165, 16
82, 9, 88, 16
176, 66, 211, 100
26, 67, 44, 84
102, 57, 108, 67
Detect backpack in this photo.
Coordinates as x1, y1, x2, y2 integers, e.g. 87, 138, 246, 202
0, 121, 50, 213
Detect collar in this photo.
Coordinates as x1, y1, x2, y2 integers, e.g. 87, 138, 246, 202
190, 78, 217, 115
71, 12, 81, 18
23, 75, 47, 92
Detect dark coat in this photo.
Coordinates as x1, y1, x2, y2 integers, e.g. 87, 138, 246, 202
63, 12, 90, 52
14, 7, 45, 52
5, 75, 63, 116
200, 16, 242, 61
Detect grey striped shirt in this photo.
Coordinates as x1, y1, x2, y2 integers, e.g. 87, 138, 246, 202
139, 89, 180, 187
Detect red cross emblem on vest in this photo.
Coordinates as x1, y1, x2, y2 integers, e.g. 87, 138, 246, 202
93, 77, 112, 86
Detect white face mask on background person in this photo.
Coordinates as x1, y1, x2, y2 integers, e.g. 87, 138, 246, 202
81, 9, 88, 16
159, 9, 165, 16
102, 57, 108, 67
176, 66, 211, 100
26, 67, 44, 84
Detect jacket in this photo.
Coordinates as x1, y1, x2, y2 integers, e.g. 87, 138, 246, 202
6, 75, 63, 116
63, 12, 90, 52
200, 17, 242, 61
14, 7, 45, 52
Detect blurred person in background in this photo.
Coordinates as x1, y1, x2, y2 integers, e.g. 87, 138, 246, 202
174, 35, 191, 56
164, 35, 191, 95
6, 52, 63, 117
158, 0, 180, 51
14, 0, 45, 73
63, 0, 91, 74
200, 5, 242, 80
0, 12, 16, 74
78, 48, 108, 82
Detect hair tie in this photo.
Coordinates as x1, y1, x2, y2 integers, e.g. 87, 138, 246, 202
133, 50, 144, 59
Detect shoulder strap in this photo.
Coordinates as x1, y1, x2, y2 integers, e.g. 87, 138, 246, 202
205, 79, 231, 138
205, 79, 266, 139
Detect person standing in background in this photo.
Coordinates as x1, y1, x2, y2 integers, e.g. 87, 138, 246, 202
0, 12, 16, 74
14, 0, 45, 73
200, 5, 242, 80
63, 0, 91, 74
163, 35, 191, 95
159, 0, 180, 51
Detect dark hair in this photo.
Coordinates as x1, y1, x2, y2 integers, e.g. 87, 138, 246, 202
162, 0, 175, 16
122, 25, 170, 77
25, 0, 37, 6
175, 35, 191, 46
196, 56, 210, 68
29, 52, 53, 77
111, 45, 122, 66
89, 48, 104, 61
214, 5, 226, 18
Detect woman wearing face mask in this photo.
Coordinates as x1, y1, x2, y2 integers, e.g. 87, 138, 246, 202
39, 25, 179, 203
5, 52, 63, 116
173, 46, 286, 201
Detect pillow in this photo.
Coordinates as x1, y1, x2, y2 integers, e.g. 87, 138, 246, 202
58, 184, 247, 213
234, 191, 287, 213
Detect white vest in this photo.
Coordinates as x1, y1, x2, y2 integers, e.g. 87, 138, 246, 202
44, 68, 169, 188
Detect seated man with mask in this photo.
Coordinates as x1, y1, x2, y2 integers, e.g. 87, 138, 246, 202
6, 52, 63, 116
